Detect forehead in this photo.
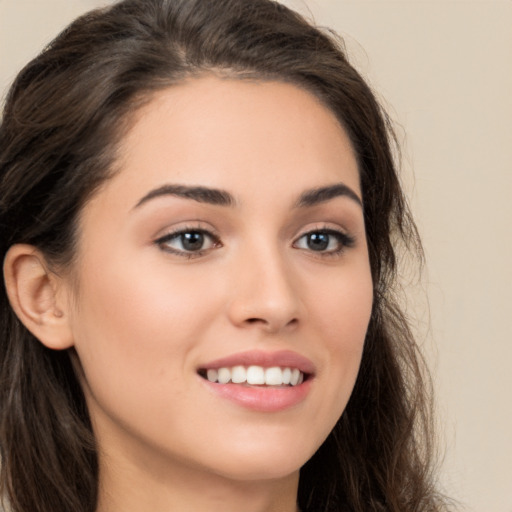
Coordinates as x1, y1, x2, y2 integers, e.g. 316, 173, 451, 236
94, 76, 361, 212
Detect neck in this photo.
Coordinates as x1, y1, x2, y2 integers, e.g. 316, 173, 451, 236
95, 446, 300, 512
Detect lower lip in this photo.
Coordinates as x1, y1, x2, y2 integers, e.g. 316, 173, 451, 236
201, 378, 313, 412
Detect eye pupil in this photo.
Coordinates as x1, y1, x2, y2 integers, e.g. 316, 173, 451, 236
181, 232, 204, 251
307, 232, 329, 251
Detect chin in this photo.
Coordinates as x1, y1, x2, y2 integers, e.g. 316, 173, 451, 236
214, 460, 303, 483
199, 437, 317, 482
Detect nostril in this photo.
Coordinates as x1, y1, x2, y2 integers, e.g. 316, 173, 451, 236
243, 317, 299, 332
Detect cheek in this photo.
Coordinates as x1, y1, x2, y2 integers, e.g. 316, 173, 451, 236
311, 259, 373, 348
307, 260, 373, 417
67, 256, 229, 458
68, 254, 222, 399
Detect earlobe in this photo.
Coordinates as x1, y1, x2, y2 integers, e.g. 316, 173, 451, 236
3, 244, 74, 350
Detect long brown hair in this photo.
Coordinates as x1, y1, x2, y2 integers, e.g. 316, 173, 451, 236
0, 0, 446, 510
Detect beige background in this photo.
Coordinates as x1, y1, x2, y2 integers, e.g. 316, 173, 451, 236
1, 1, 511, 510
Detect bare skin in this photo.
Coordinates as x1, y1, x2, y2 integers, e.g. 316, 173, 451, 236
5, 76, 372, 512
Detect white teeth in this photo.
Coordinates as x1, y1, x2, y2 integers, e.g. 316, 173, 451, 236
290, 368, 300, 386
265, 367, 283, 386
206, 369, 218, 382
217, 367, 231, 384
203, 365, 305, 386
246, 366, 265, 385
231, 365, 247, 383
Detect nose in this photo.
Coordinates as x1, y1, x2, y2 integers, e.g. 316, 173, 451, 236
226, 244, 302, 334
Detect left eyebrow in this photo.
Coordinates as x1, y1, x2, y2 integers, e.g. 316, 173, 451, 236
133, 184, 236, 209
295, 183, 363, 209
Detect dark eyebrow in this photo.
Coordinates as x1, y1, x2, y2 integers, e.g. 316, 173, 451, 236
295, 183, 363, 209
133, 184, 236, 209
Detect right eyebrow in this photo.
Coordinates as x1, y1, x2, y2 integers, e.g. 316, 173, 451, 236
295, 183, 363, 209
132, 184, 236, 210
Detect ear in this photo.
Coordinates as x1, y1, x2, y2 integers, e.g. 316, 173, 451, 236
3, 244, 74, 350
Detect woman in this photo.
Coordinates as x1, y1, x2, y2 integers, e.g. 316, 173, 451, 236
0, 0, 447, 511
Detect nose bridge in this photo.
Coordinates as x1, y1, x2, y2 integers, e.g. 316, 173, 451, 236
227, 235, 301, 332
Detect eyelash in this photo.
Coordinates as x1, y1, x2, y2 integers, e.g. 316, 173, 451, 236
293, 228, 356, 257
154, 226, 356, 259
154, 226, 221, 259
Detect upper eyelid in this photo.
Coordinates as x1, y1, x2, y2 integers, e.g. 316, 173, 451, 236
152, 220, 356, 246
154, 222, 219, 240
293, 226, 356, 250
294, 228, 354, 242
154, 228, 221, 259
292, 223, 352, 239
155, 229, 219, 243
154, 223, 353, 241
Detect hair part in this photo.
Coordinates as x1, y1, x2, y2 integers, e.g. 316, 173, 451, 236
1, 1, 445, 511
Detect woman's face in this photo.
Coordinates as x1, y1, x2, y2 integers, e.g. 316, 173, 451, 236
65, 76, 373, 483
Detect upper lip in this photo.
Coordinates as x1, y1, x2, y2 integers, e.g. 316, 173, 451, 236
198, 350, 315, 375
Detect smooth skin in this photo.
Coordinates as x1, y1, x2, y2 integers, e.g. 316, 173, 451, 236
4, 76, 373, 512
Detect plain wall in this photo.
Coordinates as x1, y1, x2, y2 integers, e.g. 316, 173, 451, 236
1, 1, 511, 510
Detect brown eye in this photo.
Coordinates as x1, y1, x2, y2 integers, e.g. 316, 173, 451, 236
294, 229, 355, 254
155, 229, 219, 255
179, 232, 206, 251
305, 232, 330, 251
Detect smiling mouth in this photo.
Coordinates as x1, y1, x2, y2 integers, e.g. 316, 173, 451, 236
198, 365, 309, 387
